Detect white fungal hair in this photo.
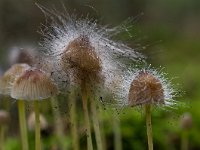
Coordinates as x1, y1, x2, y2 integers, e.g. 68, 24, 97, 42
37, 5, 144, 93
112, 65, 180, 109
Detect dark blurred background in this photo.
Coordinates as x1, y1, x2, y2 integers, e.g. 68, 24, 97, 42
0, 0, 200, 149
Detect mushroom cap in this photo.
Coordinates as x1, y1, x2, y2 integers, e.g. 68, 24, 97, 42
27, 111, 48, 131
8, 47, 36, 66
180, 113, 193, 130
0, 110, 10, 125
128, 71, 164, 106
0, 64, 30, 95
61, 35, 103, 86
11, 68, 58, 100
61, 35, 101, 73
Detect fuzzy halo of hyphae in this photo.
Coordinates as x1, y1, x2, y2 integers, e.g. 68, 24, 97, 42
34, 55, 70, 93
37, 5, 145, 93
112, 66, 180, 110
11, 67, 58, 100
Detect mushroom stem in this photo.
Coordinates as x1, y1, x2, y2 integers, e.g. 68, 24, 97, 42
181, 130, 188, 150
113, 111, 122, 150
50, 97, 66, 149
145, 104, 153, 150
69, 91, 79, 150
34, 101, 41, 150
18, 100, 29, 150
0, 125, 5, 150
81, 85, 93, 150
90, 98, 103, 150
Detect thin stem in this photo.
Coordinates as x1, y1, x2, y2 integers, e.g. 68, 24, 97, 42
69, 91, 79, 150
18, 100, 29, 150
181, 130, 188, 150
34, 101, 41, 150
90, 99, 103, 150
51, 97, 64, 136
0, 126, 5, 150
50, 97, 66, 150
145, 104, 153, 150
113, 111, 122, 150
99, 110, 106, 150
81, 86, 93, 150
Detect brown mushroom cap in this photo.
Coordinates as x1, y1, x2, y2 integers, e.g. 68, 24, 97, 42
8, 47, 36, 66
128, 71, 164, 106
0, 64, 30, 95
180, 113, 193, 130
61, 35, 101, 73
11, 68, 58, 100
61, 35, 103, 85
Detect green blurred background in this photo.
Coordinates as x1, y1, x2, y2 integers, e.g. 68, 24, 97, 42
0, 0, 200, 149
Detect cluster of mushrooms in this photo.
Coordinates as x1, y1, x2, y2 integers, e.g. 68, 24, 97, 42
0, 7, 179, 150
